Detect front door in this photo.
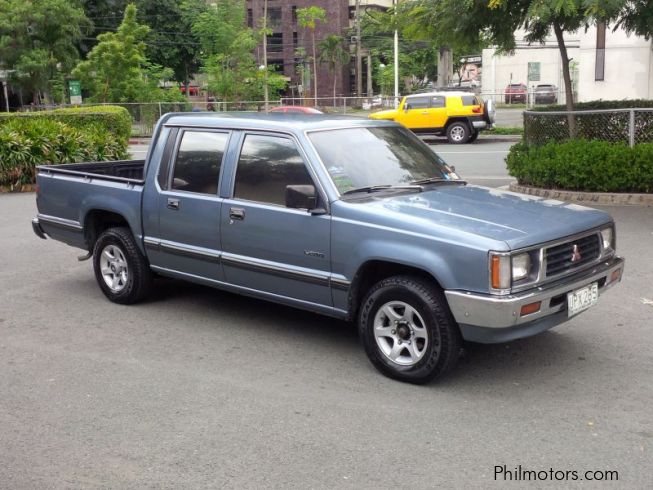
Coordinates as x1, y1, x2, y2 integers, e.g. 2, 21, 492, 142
151, 129, 230, 281
395, 96, 434, 130
220, 132, 332, 307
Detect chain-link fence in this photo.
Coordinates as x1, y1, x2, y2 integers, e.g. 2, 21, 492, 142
524, 108, 653, 147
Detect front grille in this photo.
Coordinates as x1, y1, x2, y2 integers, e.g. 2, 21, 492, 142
545, 233, 601, 277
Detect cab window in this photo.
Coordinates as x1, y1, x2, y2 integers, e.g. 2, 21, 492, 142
170, 130, 228, 194
404, 97, 430, 110
233, 134, 314, 207
430, 96, 446, 108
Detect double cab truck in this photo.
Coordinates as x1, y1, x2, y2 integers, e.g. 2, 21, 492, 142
32, 113, 624, 383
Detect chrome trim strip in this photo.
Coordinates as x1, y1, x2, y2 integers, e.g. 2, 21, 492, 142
37, 214, 83, 231
221, 253, 330, 286
149, 265, 348, 319
330, 277, 351, 291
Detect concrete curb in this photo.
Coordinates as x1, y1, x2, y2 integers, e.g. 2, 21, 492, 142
509, 183, 653, 206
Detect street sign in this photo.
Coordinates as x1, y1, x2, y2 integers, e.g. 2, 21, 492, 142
528, 62, 541, 82
68, 79, 82, 105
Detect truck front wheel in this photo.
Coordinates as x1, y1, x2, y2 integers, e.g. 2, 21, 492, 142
358, 275, 461, 384
92, 227, 152, 304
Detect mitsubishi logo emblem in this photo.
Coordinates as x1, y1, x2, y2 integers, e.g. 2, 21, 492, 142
570, 244, 582, 262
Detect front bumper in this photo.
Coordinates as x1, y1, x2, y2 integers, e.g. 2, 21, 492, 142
445, 256, 624, 343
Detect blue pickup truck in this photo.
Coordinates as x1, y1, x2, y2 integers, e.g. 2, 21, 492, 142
32, 113, 624, 383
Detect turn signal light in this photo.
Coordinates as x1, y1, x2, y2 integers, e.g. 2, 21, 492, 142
610, 268, 622, 283
490, 254, 510, 290
520, 302, 541, 316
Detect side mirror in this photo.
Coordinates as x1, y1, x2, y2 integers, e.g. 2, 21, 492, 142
285, 184, 317, 210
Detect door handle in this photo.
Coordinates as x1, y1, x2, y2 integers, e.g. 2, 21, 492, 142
421, 111, 429, 115
167, 198, 180, 210
229, 207, 245, 220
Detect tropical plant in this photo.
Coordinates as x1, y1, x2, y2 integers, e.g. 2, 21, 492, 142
297, 6, 326, 105
318, 35, 350, 105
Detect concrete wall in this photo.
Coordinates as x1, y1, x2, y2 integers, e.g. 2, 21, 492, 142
577, 25, 653, 102
482, 30, 579, 104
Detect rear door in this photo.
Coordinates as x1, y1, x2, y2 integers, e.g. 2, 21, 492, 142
219, 131, 332, 307
148, 128, 230, 281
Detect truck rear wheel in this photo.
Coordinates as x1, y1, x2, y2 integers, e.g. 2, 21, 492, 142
93, 227, 152, 304
358, 275, 461, 384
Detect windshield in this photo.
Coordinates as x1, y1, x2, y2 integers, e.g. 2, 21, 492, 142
307, 126, 460, 195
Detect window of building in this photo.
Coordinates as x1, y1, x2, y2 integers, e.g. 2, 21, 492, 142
268, 32, 283, 54
247, 8, 253, 28
234, 134, 314, 206
293, 31, 298, 47
595, 22, 606, 81
291, 6, 297, 23
171, 131, 228, 195
268, 7, 282, 30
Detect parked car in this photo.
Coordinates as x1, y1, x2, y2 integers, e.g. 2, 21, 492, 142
505, 83, 527, 104
180, 85, 201, 96
369, 91, 495, 144
269, 106, 323, 114
32, 114, 624, 384
534, 84, 558, 104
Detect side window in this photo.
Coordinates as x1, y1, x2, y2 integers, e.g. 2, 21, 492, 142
461, 95, 478, 106
404, 97, 429, 110
430, 96, 446, 108
234, 134, 314, 206
170, 131, 228, 194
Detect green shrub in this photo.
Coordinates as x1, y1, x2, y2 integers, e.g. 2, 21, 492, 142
506, 140, 653, 193
531, 99, 653, 112
0, 117, 128, 188
0, 106, 132, 143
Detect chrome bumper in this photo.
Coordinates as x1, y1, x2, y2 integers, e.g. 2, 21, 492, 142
31, 217, 47, 240
445, 256, 624, 330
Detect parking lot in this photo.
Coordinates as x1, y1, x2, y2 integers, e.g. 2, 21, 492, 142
1, 154, 652, 487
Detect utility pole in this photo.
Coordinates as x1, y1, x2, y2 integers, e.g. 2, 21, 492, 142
262, 0, 269, 112
393, 0, 399, 107
355, 0, 362, 98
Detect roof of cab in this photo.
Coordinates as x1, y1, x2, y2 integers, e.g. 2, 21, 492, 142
161, 112, 399, 133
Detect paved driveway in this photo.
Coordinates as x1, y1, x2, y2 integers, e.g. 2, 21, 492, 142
1, 192, 651, 489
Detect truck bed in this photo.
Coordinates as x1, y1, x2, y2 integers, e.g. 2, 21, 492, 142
35, 160, 147, 251
37, 160, 146, 183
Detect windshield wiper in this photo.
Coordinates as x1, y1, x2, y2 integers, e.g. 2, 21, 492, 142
409, 177, 467, 186
342, 184, 423, 196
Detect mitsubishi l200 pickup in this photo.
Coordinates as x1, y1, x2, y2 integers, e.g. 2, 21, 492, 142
32, 113, 624, 383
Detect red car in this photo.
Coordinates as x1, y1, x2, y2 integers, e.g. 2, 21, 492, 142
180, 85, 201, 96
504, 83, 527, 104
269, 106, 323, 114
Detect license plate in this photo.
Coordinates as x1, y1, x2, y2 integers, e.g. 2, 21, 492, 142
567, 282, 599, 317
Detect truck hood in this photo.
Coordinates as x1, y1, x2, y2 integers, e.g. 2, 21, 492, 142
354, 185, 612, 250
369, 109, 397, 120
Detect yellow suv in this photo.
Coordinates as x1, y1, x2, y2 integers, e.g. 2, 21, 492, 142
369, 91, 495, 144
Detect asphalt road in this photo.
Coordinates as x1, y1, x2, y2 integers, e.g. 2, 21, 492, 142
1, 190, 652, 488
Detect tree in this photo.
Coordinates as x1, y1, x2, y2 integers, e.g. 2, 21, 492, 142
136, 0, 202, 94
187, 0, 285, 103
0, 0, 91, 104
297, 6, 326, 105
73, 3, 176, 102
318, 35, 350, 105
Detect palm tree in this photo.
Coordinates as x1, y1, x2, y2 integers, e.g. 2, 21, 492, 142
318, 35, 350, 108
297, 6, 326, 106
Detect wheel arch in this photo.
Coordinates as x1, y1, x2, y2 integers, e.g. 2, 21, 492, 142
83, 209, 139, 254
347, 259, 445, 322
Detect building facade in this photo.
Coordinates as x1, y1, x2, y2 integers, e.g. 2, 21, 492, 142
482, 26, 653, 104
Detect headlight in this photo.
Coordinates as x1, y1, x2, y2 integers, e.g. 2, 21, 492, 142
512, 253, 531, 281
601, 227, 614, 254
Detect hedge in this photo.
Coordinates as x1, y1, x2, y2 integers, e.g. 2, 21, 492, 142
506, 140, 653, 193
0, 106, 132, 143
530, 99, 653, 112
0, 115, 129, 188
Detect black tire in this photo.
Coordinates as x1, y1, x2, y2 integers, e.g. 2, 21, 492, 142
468, 130, 479, 143
358, 275, 462, 384
446, 122, 470, 144
92, 227, 152, 304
